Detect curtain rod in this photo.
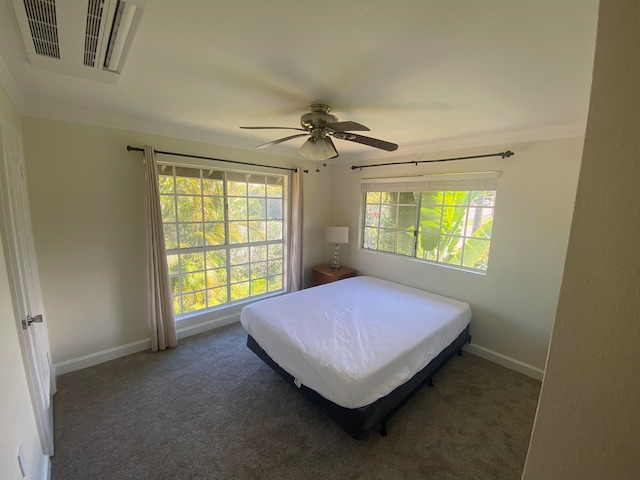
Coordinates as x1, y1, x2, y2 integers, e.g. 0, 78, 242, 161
126, 146, 307, 173
351, 150, 514, 170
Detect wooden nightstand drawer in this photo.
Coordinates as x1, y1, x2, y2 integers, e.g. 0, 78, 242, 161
312, 264, 356, 286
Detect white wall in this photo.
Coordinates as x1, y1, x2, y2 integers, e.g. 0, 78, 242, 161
330, 136, 583, 375
22, 117, 332, 367
523, 0, 640, 477
0, 84, 48, 479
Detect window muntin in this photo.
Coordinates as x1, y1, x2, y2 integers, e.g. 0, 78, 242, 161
159, 166, 287, 316
362, 187, 496, 272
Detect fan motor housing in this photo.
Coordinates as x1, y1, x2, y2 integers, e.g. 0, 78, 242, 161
300, 104, 337, 130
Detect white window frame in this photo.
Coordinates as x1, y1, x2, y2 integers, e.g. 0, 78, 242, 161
157, 157, 290, 317
360, 172, 499, 273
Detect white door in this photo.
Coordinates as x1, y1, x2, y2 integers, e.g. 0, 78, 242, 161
0, 122, 54, 455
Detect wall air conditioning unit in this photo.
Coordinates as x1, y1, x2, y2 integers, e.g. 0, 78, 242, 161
10, 0, 147, 84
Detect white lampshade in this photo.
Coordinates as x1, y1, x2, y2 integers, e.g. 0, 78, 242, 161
299, 136, 339, 161
326, 226, 349, 244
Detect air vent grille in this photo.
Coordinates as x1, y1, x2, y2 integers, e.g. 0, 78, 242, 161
84, 0, 106, 67
23, 0, 60, 59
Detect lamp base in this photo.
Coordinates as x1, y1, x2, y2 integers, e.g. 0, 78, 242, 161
330, 244, 341, 270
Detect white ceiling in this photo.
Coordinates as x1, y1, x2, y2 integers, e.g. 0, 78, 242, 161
0, 0, 599, 163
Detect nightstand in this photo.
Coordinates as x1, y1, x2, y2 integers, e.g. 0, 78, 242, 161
311, 264, 356, 286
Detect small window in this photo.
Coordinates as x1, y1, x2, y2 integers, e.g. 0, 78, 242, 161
361, 173, 498, 272
159, 165, 288, 316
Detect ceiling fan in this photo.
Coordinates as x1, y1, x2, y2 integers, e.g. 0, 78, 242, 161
240, 104, 398, 160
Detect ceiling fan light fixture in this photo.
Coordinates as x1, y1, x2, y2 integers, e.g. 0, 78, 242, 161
299, 136, 338, 161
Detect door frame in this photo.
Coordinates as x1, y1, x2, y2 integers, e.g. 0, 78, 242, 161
0, 121, 54, 455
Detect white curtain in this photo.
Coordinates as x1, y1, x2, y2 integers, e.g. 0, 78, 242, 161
287, 170, 303, 291
143, 145, 177, 351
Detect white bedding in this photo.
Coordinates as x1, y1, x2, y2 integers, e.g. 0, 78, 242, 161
240, 276, 471, 409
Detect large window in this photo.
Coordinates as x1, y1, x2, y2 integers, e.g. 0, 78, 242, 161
362, 173, 498, 272
158, 165, 287, 316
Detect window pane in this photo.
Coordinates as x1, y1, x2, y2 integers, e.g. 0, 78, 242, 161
248, 198, 266, 219
441, 207, 466, 236
169, 275, 180, 295
268, 243, 283, 259
181, 272, 205, 293
177, 196, 202, 222
267, 221, 282, 240
248, 221, 266, 242
176, 176, 201, 195
202, 173, 224, 196
230, 282, 250, 301
251, 261, 267, 279
206, 268, 227, 288
378, 228, 397, 253
228, 198, 247, 220
365, 192, 381, 203
250, 245, 267, 262
160, 195, 175, 221
230, 247, 249, 265
227, 180, 247, 197
164, 224, 178, 250
418, 233, 439, 258
182, 292, 206, 313
180, 252, 204, 273
172, 295, 181, 315
207, 287, 228, 307
381, 192, 397, 204
204, 222, 225, 246
248, 179, 266, 197
178, 223, 204, 248
251, 278, 267, 296
267, 183, 283, 198
471, 191, 496, 207
379, 205, 394, 227
167, 254, 179, 275
363, 227, 378, 250
158, 175, 174, 194
267, 199, 283, 219
438, 235, 463, 265
228, 221, 248, 244
206, 250, 227, 268
268, 259, 282, 275
420, 191, 443, 206
203, 197, 224, 221
365, 205, 380, 227
398, 192, 418, 204
230, 265, 249, 283
396, 230, 414, 256
465, 208, 493, 238
267, 275, 283, 292
462, 238, 491, 270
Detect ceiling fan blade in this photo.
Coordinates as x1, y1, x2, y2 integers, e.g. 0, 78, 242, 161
256, 133, 309, 149
325, 121, 370, 132
241, 126, 307, 132
331, 132, 398, 151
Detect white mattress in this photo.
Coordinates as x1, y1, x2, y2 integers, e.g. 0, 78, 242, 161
240, 276, 471, 409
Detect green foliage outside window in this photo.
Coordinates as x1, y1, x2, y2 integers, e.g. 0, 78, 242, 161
159, 167, 286, 315
363, 190, 495, 272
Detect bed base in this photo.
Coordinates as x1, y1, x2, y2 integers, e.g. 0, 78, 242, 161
246, 325, 471, 440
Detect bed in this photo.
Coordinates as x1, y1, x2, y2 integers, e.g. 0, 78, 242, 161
240, 276, 472, 439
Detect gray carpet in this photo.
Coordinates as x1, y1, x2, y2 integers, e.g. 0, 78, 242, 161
51, 323, 540, 480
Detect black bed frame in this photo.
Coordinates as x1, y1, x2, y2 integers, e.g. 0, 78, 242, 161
246, 325, 471, 439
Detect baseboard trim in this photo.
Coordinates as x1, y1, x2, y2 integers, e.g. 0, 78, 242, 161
54, 338, 151, 376
176, 312, 240, 340
53, 314, 241, 376
463, 343, 544, 381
